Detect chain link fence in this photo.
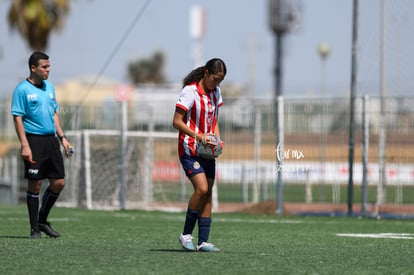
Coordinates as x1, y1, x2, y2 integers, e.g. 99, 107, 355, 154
1, 96, 413, 216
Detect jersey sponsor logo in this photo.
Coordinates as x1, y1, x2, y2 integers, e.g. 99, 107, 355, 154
28, 168, 39, 175
27, 94, 38, 101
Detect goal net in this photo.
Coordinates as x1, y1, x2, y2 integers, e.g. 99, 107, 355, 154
58, 130, 190, 210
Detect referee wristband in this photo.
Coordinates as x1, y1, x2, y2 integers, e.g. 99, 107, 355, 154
59, 134, 67, 141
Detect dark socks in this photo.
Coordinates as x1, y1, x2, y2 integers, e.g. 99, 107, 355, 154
198, 217, 211, 245
26, 191, 39, 230
38, 188, 59, 223
182, 208, 200, 235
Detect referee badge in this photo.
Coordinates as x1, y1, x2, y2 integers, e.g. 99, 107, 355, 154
193, 161, 200, 169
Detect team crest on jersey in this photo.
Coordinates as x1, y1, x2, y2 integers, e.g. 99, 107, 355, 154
207, 102, 215, 126
193, 161, 200, 169
208, 102, 213, 111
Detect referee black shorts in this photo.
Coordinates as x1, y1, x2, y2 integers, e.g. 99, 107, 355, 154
24, 134, 65, 180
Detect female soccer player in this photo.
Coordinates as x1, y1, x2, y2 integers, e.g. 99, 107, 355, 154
173, 58, 226, 252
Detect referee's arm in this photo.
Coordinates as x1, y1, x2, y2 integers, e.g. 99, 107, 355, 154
53, 113, 71, 152
13, 115, 34, 164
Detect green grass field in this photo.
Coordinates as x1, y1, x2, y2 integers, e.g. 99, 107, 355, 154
1, 205, 413, 275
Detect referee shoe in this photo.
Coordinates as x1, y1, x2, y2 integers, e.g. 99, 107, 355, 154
30, 228, 41, 239
38, 222, 60, 238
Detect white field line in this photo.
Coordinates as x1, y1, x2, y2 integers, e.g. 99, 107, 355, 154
112, 212, 305, 224
336, 233, 414, 239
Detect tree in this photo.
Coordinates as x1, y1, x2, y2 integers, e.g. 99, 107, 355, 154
128, 51, 166, 85
7, 0, 70, 51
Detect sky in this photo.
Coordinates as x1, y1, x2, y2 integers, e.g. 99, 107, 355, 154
0, 0, 412, 99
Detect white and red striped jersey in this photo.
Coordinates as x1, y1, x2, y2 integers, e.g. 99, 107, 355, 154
176, 82, 223, 157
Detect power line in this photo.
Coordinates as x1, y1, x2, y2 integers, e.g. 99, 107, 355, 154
73, 0, 151, 121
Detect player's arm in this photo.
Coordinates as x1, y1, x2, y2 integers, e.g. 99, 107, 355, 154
54, 112, 71, 152
213, 121, 223, 150
173, 107, 206, 143
213, 122, 220, 138
13, 115, 35, 164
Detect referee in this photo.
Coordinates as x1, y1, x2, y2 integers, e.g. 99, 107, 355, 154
11, 51, 72, 239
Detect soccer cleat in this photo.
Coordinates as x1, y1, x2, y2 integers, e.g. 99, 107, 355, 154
38, 222, 60, 238
30, 228, 41, 239
179, 234, 196, 251
197, 242, 220, 252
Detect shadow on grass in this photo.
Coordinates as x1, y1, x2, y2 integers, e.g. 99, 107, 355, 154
149, 249, 194, 253
0, 235, 29, 239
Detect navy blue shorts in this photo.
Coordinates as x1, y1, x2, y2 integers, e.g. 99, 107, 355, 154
180, 154, 216, 180
24, 134, 65, 180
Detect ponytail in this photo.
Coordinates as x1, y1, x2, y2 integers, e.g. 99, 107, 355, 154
182, 66, 205, 87
182, 58, 227, 88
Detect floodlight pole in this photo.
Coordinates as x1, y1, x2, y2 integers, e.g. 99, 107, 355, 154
269, 0, 290, 216
376, 0, 387, 217
274, 33, 284, 216
116, 84, 131, 210
318, 43, 331, 197
348, 0, 359, 216
120, 100, 127, 210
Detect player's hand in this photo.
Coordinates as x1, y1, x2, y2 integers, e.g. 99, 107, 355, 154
201, 133, 220, 148
198, 133, 213, 148
195, 134, 223, 159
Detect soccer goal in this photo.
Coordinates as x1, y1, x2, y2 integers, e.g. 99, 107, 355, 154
58, 129, 191, 210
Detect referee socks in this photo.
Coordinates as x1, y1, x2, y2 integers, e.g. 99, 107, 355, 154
26, 191, 39, 231
39, 188, 60, 223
